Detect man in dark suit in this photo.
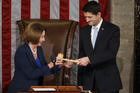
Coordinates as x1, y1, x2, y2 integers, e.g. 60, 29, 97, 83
77, 1, 123, 93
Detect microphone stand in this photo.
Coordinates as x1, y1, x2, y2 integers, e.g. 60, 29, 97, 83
51, 56, 59, 93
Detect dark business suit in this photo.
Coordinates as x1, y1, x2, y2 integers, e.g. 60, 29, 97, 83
78, 20, 122, 93
8, 43, 52, 93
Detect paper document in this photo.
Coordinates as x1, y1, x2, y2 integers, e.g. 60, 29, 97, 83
32, 88, 56, 91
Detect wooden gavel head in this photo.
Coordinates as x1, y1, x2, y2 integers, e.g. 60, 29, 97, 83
57, 53, 79, 63
57, 53, 64, 58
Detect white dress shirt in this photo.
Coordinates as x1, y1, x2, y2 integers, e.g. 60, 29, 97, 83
91, 18, 103, 48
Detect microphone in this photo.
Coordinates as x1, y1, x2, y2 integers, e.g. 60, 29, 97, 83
51, 56, 56, 63
51, 56, 56, 73
51, 56, 59, 93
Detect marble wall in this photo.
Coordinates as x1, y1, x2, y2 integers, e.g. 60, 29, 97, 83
110, 0, 134, 93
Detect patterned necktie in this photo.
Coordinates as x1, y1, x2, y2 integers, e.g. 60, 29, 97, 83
92, 27, 98, 48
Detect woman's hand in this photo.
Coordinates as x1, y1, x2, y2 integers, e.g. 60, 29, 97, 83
55, 56, 73, 68
48, 62, 54, 69
55, 57, 63, 65
48, 56, 63, 69
64, 61, 73, 68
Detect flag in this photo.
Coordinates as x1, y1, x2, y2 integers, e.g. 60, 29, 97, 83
0, 0, 108, 93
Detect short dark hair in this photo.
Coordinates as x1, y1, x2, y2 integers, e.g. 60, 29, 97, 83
82, 1, 101, 15
22, 22, 46, 44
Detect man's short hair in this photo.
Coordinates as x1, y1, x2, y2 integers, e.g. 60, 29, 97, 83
82, 1, 101, 15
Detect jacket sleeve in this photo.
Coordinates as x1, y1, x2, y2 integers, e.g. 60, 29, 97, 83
15, 47, 51, 80
79, 29, 86, 58
38, 47, 60, 74
78, 29, 86, 85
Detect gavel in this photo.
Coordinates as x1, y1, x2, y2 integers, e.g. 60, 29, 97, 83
57, 53, 79, 63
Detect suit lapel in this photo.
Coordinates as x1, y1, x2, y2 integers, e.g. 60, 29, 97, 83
24, 43, 38, 67
94, 20, 106, 50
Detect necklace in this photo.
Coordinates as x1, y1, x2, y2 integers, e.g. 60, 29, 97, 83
31, 48, 37, 55
29, 44, 37, 55
29, 44, 37, 60
31, 48, 37, 60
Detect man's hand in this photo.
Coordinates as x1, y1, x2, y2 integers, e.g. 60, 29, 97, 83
77, 57, 90, 66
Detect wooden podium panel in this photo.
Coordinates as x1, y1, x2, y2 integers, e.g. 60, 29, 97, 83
30, 86, 82, 93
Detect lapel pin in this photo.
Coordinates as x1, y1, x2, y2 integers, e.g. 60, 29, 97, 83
101, 28, 104, 31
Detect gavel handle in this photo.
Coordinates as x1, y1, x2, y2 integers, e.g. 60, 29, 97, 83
62, 58, 79, 63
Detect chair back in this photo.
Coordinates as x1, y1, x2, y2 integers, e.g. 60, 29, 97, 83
17, 19, 78, 85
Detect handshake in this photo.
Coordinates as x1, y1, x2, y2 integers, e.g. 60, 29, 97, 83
55, 53, 90, 68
